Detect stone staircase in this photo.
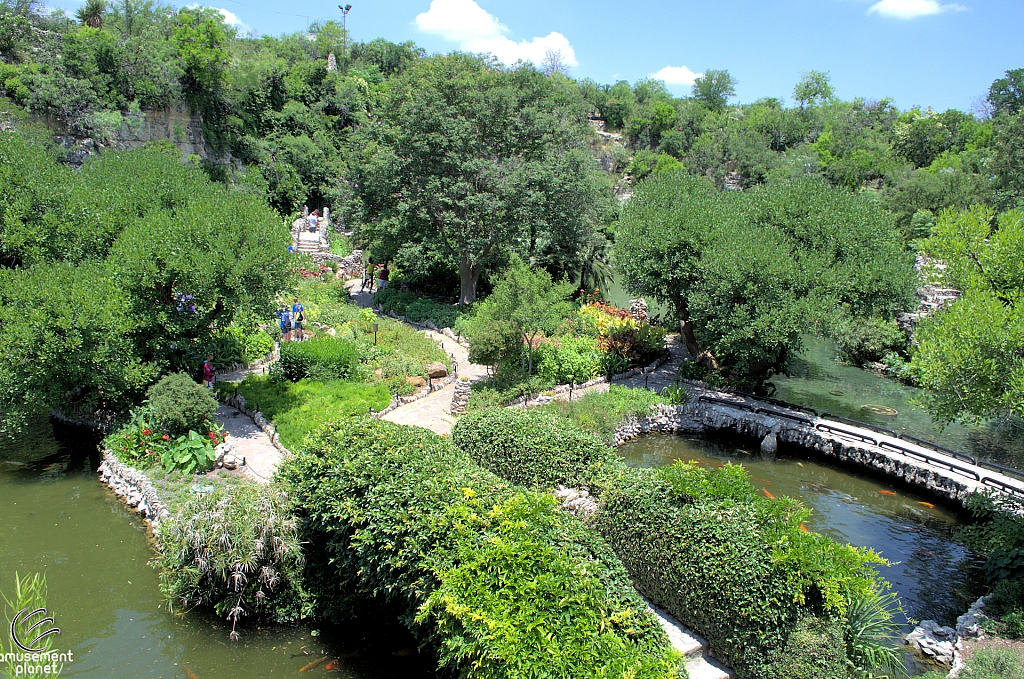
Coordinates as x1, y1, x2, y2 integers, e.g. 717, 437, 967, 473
646, 600, 732, 679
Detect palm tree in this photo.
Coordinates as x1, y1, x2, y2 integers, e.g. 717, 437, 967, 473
75, 0, 107, 29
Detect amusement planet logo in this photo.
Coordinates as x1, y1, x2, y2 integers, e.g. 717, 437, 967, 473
3, 606, 72, 677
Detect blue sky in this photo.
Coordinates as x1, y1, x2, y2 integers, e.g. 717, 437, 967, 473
45, 0, 1023, 111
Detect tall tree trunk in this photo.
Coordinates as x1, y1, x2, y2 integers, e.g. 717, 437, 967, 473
677, 299, 718, 368
459, 252, 482, 305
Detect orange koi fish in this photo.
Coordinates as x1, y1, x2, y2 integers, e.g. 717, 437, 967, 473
917, 501, 936, 509
879, 490, 897, 496
762, 489, 775, 500
184, 669, 199, 679
799, 524, 810, 533
299, 656, 328, 673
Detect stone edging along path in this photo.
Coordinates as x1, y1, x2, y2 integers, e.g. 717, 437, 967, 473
98, 449, 170, 525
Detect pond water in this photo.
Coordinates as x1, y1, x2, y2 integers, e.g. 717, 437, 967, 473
617, 433, 985, 630
772, 336, 1024, 468
0, 420, 433, 679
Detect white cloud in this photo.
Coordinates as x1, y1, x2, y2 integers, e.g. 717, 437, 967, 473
867, 0, 967, 19
651, 65, 703, 87
415, 0, 578, 67
188, 5, 251, 32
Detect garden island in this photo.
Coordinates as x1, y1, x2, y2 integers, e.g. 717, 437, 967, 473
1, 1, 1024, 678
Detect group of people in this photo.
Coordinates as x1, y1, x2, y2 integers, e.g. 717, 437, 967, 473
278, 297, 306, 342
359, 257, 390, 294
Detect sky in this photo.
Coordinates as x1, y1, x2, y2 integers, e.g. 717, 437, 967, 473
44, 0, 1024, 111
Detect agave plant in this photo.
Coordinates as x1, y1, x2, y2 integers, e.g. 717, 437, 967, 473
75, 0, 107, 28
845, 589, 908, 679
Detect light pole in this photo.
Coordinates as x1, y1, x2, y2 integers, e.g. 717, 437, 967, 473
338, 4, 352, 74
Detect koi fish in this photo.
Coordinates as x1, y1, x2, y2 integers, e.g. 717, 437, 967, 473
879, 490, 897, 496
324, 661, 339, 671
918, 501, 936, 509
762, 489, 775, 500
799, 524, 809, 533
392, 648, 415, 657
299, 656, 328, 672
184, 669, 199, 679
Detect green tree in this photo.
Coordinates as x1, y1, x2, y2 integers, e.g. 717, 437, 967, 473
617, 174, 916, 386
357, 53, 604, 303
988, 68, 1024, 117
691, 69, 736, 112
75, 0, 107, 28
465, 257, 575, 374
793, 70, 834, 108
992, 111, 1024, 208
173, 8, 229, 112
910, 206, 1024, 422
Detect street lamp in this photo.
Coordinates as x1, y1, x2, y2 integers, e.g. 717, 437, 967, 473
338, 4, 352, 74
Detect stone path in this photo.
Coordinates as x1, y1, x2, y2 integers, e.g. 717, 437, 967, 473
344, 280, 490, 436
214, 404, 282, 484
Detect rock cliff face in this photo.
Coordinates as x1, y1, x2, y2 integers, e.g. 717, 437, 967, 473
38, 103, 221, 166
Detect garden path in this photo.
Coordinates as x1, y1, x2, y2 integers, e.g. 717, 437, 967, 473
344, 280, 490, 436
214, 404, 282, 484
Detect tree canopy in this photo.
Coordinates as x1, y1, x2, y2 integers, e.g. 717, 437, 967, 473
356, 53, 605, 303
617, 174, 916, 386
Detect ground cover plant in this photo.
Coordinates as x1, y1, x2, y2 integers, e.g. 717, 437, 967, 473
537, 384, 665, 444
219, 376, 390, 450
452, 407, 903, 679
278, 417, 684, 679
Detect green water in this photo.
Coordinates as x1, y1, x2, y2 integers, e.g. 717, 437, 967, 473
618, 433, 984, 629
772, 336, 1024, 468
0, 420, 432, 679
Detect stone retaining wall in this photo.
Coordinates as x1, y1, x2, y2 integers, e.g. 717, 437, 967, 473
98, 449, 169, 525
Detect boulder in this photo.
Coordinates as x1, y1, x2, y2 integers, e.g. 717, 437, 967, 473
906, 620, 957, 665
426, 362, 449, 379
405, 376, 427, 388
956, 597, 989, 639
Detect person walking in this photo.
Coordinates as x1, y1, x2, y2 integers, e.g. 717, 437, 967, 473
308, 210, 319, 233
377, 262, 390, 292
201, 354, 217, 389
279, 305, 293, 342
360, 254, 374, 293
292, 297, 305, 341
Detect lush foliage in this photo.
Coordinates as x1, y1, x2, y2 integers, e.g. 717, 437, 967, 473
146, 372, 218, 437
452, 408, 618, 490
921, 646, 1024, 679
222, 375, 390, 450
909, 206, 1024, 422
278, 336, 359, 381
277, 417, 682, 678
104, 405, 224, 473
372, 286, 460, 329
535, 334, 603, 384
830, 316, 908, 366
457, 408, 898, 679
617, 174, 917, 387
1, 572, 61, 679
537, 384, 665, 443
155, 484, 309, 639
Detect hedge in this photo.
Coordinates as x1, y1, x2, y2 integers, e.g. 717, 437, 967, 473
453, 408, 889, 679
277, 417, 683, 679
451, 408, 618, 490
146, 372, 218, 437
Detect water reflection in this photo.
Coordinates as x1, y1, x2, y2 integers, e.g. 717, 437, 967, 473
773, 335, 1024, 468
617, 433, 985, 627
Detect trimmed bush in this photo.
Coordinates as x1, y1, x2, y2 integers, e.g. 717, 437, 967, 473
761, 616, 847, 679
452, 408, 618, 490
146, 372, 218, 438
535, 335, 603, 384
155, 484, 309, 639
278, 417, 682, 679
279, 336, 358, 381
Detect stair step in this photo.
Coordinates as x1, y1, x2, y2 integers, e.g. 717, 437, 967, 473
684, 655, 732, 679
646, 601, 705, 657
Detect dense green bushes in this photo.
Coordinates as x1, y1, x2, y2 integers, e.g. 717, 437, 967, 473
535, 335, 603, 384
146, 372, 218, 438
278, 417, 682, 679
279, 336, 359, 381
155, 484, 310, 639
452, 408, 617, 490
537, 384, 665, 443
454, 408, 898, 679
372, 287, 459, 329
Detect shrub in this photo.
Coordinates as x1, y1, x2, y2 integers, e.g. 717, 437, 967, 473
146, 372, 218, 438
760, 616, 848, 679
830, 316, 907, 365
242, 330, 275, 362
155, 484, 309, 639
535, 335, 603, 384
537, 384, 663, 444
277, 418, 682, 679
279, 336, 358, 381
958, 647, 1024, 679
453, 408, 618, 490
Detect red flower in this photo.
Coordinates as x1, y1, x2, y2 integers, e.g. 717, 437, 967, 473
162, 434, 169, 441
143, 429, 151, 435
208, 432, 217, 439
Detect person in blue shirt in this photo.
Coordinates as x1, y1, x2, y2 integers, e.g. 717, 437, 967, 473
279, 305, 293, 342
292, 298, 305, 340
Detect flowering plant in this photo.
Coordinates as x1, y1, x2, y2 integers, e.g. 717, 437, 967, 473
105, 408, 225, 474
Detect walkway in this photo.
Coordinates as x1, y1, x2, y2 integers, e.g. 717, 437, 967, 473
214, 404, 282, 484
344, 280, 490, 435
